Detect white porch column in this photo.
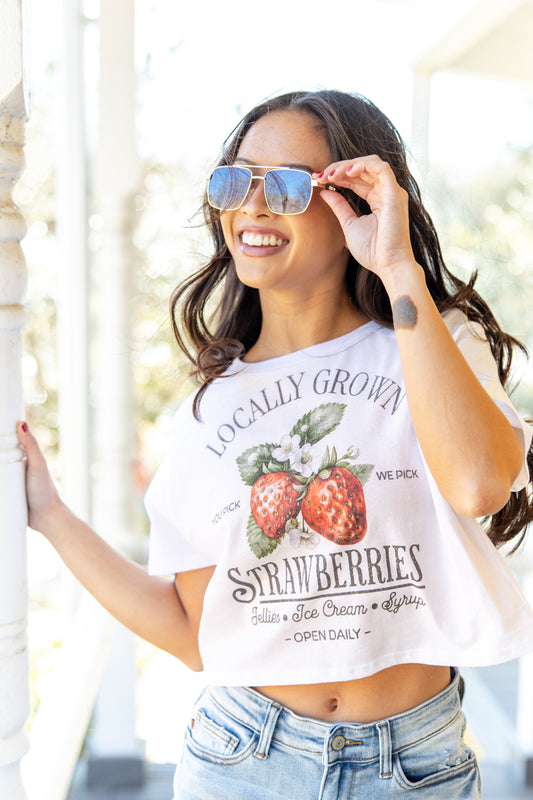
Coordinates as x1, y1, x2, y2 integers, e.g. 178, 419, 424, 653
56, 0, 90, 521
410, 69, 432, 184
88, 0, 144, 785
92, 0, 138, 552
0, 0, 30, 798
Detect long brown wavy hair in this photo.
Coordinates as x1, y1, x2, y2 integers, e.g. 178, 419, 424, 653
170, 89, 532, 551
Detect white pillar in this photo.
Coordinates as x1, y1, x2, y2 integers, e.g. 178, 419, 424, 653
410, 69, 433, 184
56, 0, 90, 522
88, 0, 144, 782
92, 0, 138, 546
0, 1, 30, 797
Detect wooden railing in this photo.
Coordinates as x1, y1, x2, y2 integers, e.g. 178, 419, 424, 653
0, 2, 137, 797
21, 596, 116, 800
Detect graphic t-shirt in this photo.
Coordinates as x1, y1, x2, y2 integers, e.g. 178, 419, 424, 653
145, 310, 533, 686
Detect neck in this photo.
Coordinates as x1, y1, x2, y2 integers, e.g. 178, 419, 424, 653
244, 289, 369, 362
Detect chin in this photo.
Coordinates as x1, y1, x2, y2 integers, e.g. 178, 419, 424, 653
234, 264, 281, 292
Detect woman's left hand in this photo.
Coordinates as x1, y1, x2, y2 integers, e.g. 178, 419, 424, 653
314, 155, 416, 279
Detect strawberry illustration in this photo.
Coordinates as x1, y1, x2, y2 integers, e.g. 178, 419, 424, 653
237, 405, 373, 558
302, 466, 367, 545
250, 472, 303, 538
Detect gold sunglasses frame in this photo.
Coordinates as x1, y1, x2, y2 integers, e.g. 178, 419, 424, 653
207, 165, 336, 215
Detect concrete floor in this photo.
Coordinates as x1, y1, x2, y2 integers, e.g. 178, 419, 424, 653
67, 758, 533, 799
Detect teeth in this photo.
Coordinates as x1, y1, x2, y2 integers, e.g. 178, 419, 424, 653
242, 231, 285, 247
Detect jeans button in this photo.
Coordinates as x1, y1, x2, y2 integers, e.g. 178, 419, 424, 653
331, 734, 346, 751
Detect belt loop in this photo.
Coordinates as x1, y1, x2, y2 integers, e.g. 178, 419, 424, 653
254, 701, 282, 760
377, 720, 392, 779
458, 672, 465, 703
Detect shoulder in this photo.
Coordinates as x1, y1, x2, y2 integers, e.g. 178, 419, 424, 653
442, 308, 487, 344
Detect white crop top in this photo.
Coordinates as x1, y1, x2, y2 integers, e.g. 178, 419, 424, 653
145, 309, 533, 686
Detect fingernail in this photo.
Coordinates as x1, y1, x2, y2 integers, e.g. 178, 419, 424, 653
315, 171, 324, 178
21, 422, 28, 433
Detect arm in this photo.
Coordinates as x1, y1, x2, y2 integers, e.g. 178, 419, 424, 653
383, 264, 523, 516
16, 422, 210, 669
317, 158, 524, 517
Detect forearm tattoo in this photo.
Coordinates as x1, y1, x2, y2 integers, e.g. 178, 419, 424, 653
392, 295, 418, 330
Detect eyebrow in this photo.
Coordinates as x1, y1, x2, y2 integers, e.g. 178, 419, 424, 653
234, 158, 316, 174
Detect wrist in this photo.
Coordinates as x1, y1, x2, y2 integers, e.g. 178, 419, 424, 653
31, 494, 74, 541
379, 259, 426, 302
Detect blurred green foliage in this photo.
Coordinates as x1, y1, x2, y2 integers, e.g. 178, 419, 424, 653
426, 148, 533, 414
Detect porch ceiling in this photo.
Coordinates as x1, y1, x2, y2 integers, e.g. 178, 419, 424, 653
382, 0, 533, 83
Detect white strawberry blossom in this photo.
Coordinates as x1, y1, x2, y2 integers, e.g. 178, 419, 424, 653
287, 523, 319, 549
346, 445, 359, 459
272, 433, 301, 463
290, 442, 323, 478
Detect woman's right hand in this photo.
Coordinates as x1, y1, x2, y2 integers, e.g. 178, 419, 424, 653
16, 420, 207, 665
16, 421, 63, 534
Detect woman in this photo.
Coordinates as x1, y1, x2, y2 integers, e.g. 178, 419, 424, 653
18, 90, 533, 799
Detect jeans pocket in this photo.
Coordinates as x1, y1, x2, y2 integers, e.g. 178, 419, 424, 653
185, 701, 257, 765
393, 711, 481, 793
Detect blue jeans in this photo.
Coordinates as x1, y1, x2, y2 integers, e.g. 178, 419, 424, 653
175, 669, 481, 799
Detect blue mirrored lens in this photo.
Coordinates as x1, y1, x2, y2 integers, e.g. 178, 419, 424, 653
265, 170, 312, 214
208, 166, 251, 210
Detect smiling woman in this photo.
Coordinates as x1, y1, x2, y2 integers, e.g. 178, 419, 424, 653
17, 88, 533, 800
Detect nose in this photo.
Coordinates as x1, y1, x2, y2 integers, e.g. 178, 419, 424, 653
241, 176, 271, 216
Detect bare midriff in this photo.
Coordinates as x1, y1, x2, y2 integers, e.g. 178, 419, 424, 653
176, 571, 452, 723
254, 663, 452, 723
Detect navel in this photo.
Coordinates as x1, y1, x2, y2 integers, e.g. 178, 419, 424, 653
326, 696, 339, 714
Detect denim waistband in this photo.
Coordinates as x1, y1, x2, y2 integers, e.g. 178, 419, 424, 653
204, 668, 462, 770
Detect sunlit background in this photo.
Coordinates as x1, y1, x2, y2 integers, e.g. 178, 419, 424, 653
15, 0, 533, 789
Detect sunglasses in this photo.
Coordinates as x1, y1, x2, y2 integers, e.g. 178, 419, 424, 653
207, 165, 336, 216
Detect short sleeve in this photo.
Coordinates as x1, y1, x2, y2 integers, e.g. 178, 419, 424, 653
444, 308, 532, 492
144, 403, 217, 576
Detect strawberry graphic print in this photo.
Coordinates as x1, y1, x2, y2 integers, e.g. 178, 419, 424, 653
237, 403, 374, 558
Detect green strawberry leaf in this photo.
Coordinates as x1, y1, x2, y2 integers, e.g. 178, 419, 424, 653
318, 445, 332, 473
237, 443, 278, 485
290, 403, 346, 446
347, 463, 374, 485
246, 514, 282, 558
